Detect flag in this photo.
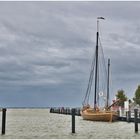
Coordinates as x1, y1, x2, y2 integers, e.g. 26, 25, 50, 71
97, 17, 105, 20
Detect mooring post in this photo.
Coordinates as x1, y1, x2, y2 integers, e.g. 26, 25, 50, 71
50, 108, 52, 113
1, 108, 7, 135
71, 108, 75, 133
52, 108, 54, 113
134, 109, 138, 133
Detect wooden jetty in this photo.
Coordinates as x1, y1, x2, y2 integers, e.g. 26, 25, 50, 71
50, 107, 81, 116
50, 107, 140, 123
118, 110, 140, 123
118, 116, 140, 123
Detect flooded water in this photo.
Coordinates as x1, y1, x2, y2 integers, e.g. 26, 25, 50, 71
0, 108, 139, 139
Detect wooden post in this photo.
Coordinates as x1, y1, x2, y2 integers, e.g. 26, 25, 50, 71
1, 108, 7, 135
72, 108, 75, 133
134, 109, 138, 133
50, 108, 52, 113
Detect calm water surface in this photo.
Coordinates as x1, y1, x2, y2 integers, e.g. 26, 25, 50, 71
0, 109, 139, 139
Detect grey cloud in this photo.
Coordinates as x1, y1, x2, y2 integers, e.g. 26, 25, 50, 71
0, 2, 140, 107
32, 59, 70, 68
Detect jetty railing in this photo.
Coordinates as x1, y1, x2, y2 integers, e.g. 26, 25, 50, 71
50, 107, 81, 116
118, 109, 140, 123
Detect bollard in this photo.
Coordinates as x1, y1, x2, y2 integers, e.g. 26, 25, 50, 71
1, 108, 7, 135
51, 108, 53, 113
71, 108, 75, 133
134, 109, 138, 133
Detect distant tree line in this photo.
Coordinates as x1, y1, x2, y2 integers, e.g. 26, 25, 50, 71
115, 85, 140, 107
133, 85, 140, 105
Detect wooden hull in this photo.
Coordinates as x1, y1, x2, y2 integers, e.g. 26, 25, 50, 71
81, 108, 118, 122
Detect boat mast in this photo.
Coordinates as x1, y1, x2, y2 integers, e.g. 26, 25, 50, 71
107, 58, 110, 108
94, 20, 99, 110
94, 17, 105, 110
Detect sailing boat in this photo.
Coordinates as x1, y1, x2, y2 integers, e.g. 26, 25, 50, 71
81, 17, 118, 122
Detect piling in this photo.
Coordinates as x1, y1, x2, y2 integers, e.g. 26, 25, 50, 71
1, 108, 6, 135
71, 108, 75, 133
50, 108, 53, 113
134, 109, 138, 133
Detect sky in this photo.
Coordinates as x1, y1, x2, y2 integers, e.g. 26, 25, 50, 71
0, 1, 140, 107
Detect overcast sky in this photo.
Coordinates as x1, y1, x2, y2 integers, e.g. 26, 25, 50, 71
0, 1, 140, 107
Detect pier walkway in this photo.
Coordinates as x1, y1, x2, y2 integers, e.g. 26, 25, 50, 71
50, 107, 140, 123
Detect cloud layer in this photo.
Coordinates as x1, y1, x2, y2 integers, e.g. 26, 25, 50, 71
0, 1, 140, 107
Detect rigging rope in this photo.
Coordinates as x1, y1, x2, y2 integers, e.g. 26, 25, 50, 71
83, 48, 96, 106
82, 19, 108, 107
99, 36, 109, 106
83, 39, 108, 106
